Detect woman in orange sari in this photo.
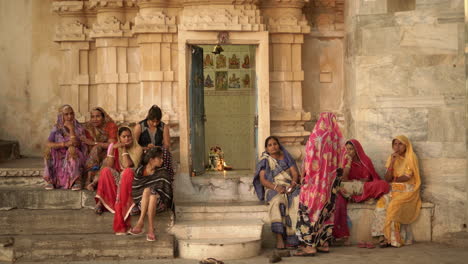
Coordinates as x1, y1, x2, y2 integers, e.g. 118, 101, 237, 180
81, 107, 118, 190
371, 135, 421, 247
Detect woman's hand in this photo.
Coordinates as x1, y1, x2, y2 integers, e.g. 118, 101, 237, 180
64, 140, 73, 147
276, 185, 286, 194
147, 143, 156, 149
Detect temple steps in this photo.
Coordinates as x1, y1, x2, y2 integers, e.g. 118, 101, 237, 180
178, 237, 261, 260
0, 233, 173, 262
0, 158, 175, 262
0, 209, 172, 236
175, 201, 268, 221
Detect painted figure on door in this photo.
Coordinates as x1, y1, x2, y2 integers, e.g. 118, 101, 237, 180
229, 54, 240, 69
204, 73, 214, 88
229, 73, 241, 89
204, 54, 214, 69
242, 54, 250, 69
242, 73, 250, 88
216, 54, 227, 69
215, 71, 228, 90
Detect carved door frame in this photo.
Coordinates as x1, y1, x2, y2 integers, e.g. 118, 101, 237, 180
178, 30, 270, 175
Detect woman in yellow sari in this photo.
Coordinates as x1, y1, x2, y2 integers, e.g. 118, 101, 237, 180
371, 135, 421, 247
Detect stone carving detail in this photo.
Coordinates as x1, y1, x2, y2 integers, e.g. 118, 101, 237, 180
51, 1, 85, 13
308, 0, 344, 32
90, 16, 131, 38
55, 20, 87, 41
267, 14, 310, 33
133, 11, 177, 33
179, 5, 265, 31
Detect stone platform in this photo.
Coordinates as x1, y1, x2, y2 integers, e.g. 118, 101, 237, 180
0, 158, 174, 262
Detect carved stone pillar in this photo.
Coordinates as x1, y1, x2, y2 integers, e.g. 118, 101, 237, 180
132, 0, 179, 124
261, 0, 311, 151
88, 0, 135, 120
52, 1, 91, 121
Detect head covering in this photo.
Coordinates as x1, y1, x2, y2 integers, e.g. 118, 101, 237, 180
386, 135, 421, 225
300, 112, 344, 220
85, 107, 116, 141
117, 126, 143, 169
342, 139, 380, 181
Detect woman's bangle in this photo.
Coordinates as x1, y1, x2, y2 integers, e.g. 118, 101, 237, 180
122, 152, 129, 156
107, 155, 114, 158
70, 136, 76, 139
94, 141, 98, 145
273, 184, 278, 191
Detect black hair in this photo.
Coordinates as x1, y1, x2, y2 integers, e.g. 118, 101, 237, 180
141, 147, 163, 166
118, 127, 131, 136
264, 136, 281, 148
345, 141, 353, 146
93, 108, 105, 118
146, 105, 162, 121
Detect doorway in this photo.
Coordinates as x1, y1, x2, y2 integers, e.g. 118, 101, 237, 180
189, 44, 257, 175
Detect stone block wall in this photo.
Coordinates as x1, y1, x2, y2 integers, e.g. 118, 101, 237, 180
345, 0, 467, 239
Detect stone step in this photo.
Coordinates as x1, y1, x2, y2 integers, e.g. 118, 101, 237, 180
186, 170, 258, 202
0, 187, 95, 210
178, 237, 261, 260
0, 157, 43, 188
175, 201, 268, 221
1, 233, 174, 262
0, 209, 173, 236
170, 219, 263, 240
0, 140, 20, 162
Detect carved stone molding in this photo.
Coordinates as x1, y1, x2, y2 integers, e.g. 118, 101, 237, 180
133, 11, 177, 33
267, 14, 310, 33
307, 0, 344, 32
261, 0, 309, 9
90, 16, 131, 38
55, 20, 88, 41
51, 1, 85, 13
88, 0, 135, 9
179, 5, 265, 31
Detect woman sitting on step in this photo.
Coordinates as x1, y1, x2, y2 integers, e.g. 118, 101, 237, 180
253, 136, 300, 250
333, 139, 390, 246
80, 107, 118, 191
134, 105, 174, 181
94, 126, 142, 234
371, 135, 421, 248
44, 104, 87, 191
128, 147, 173, 242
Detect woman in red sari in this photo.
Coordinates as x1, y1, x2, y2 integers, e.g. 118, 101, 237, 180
333, 139, 390, 245
94, 126, 142, 234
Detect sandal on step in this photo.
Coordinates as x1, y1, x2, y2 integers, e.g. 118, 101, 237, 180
146, 233, 156, 242
293, 249, 316, 257
357, 241, 367, 248
366, 242, 376, 249
45, 184, 54, 190
378, 238, 390, 248
317, 247, 330, 253
199, 257, 224, 264
94, 205, 103, 215
71, 183, 81, 191
128, 228, 143, 236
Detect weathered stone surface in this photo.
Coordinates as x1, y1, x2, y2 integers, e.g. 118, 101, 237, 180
361, 26, 400, 55
0, 209, 173, 235
427, 109, 465, 142
10, 233, 173, 261
0, 188, 82, 210
400, 23, 458, 54
355, 108, 429, 142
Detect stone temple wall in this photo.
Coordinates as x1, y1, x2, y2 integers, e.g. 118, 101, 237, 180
345, 0, 467, 239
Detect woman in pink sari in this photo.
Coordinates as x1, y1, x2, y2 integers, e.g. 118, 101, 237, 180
94, 126, 142, 234
295, 112, 343, 256
333, 139, 390, 245
44, 104, 87, 190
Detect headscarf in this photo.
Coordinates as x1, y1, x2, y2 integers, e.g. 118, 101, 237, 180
300, 112, 343, 220
386, 135, 421, 225
85, 107, 116, 142
341, 139, 380, 181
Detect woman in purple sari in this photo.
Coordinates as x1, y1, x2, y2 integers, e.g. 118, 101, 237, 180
43, 105, 87, 190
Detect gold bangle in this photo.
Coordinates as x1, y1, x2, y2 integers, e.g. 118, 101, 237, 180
122, 152, 130, 156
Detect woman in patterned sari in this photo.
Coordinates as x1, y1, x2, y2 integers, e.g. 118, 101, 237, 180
81, 107, 118, 191
371, 135, 421, 248
295, 112, 343, 256
128, 147, 173, 242
94, 126, 143, 234
333, 139, 390, 245
253, 136, 300, 249
44, 104, 87, 190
